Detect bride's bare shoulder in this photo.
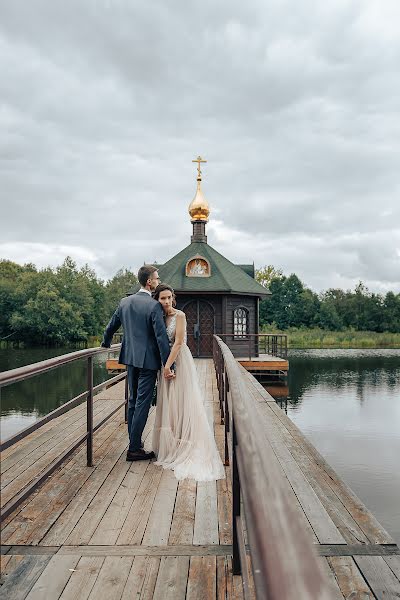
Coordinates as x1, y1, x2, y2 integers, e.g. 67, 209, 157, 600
175, 310, 186, 320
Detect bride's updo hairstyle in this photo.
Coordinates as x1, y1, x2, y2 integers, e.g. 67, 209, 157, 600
154, 283, 177, 307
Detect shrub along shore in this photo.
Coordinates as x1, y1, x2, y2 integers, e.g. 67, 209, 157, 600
261, 326, 400, 349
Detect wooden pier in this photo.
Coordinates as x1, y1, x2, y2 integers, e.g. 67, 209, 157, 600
1, 361, 243, 599
1, 347, 400, 598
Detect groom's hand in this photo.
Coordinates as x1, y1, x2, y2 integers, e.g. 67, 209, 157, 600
164, 367, 175, 380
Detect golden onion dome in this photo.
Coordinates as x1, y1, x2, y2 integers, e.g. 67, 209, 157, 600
188, 179, 210, 222
189, 155, 210, 222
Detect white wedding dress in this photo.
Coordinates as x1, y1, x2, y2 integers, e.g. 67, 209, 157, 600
152, 312, 225, 482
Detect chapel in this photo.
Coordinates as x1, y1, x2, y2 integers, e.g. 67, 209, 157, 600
132, 157, 269, 358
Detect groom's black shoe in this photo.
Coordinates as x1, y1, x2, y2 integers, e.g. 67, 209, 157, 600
126, 449, 155, 462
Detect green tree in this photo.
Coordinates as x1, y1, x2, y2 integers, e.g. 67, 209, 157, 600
78, 264, 107, 336
257, 266, 284, 326
104, 268, 138, 318
280, 275, 320, 328
0, 261, 22, 338
256, 265, 283, 288
259, 276, 284, 326
53, 257, 106, 338
11, 282, 86, 343
316, 290, 344, 330
0, 260, 40, 339
260, 273, 320, 329
314, 302, 343, 330
382, 292, 400, 332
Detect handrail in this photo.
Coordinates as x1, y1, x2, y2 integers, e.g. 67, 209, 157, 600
0, 371, 126, 451
0, 344, 128, 520
216, 333, 288, 360
213, 335, 330, 600
0, 343, 122, 387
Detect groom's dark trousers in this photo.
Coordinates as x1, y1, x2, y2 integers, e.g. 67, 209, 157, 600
127, 366, 157, 452
101, 290, 170, 452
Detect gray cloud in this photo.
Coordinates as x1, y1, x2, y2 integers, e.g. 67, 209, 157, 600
1, 0, 399, 292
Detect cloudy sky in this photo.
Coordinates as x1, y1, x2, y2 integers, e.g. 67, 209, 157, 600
1, 0, 399, 293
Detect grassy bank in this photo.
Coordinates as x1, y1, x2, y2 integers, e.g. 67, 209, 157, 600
261, 327, 400, 349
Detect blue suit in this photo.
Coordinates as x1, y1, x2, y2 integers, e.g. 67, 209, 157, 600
102, 290, 170, 451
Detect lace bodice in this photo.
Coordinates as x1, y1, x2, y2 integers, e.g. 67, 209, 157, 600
166, 312, 187, 345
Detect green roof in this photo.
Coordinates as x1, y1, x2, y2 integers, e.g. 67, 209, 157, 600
236, 264, 255, 278
132, 242, 270, 297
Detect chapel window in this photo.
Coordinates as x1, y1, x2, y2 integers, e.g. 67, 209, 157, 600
234, 307, 248, 339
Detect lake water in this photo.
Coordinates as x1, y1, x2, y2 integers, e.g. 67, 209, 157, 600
1, 347, 399, 543
0, 347, 115, 440
264, 349, 400, 544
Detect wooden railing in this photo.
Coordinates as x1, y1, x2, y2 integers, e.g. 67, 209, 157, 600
217, 333, 288, 361
213, 335, 330, 600
0, 345, 127, 520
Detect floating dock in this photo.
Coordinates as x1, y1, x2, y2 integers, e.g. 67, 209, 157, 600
238, 353, 289, 380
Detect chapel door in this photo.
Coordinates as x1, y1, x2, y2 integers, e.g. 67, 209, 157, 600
183, 300, 215, 357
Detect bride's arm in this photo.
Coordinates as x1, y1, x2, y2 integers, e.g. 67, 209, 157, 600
165, 313, 185, 370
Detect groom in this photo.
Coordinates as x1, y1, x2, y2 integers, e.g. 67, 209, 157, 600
101, 264, 173, 461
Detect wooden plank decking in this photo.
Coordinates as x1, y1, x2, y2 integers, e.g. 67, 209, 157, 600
1, 361, 243, 599
1, 359, 400, 598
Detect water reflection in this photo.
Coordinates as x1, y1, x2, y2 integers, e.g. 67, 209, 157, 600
263, 349, 400, 545
286, 349, 400, 408
0, 347, 116, 439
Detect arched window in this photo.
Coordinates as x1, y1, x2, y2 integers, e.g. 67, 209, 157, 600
233, 307, 248, 339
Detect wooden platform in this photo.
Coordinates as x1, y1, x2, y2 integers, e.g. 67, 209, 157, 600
105, 358, 126, 372
238, 353, 289, 372
1, 359, 400, 598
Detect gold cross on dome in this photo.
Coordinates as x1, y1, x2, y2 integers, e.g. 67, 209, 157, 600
192, 155, 207, 179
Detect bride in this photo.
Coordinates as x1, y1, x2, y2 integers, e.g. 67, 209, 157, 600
151, 283, 225, 482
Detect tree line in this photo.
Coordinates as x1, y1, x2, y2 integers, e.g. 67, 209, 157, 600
256, 265, 400, 333
0, 258, 137, 345
1, 258, 399, 346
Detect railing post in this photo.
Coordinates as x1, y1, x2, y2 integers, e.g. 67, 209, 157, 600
220, 362, 225, 424
215, 340, 219, 391
87, 355, 94, 467
224, 372, 229, 466
124, 371, 128, 424
219, 351, 222, 390
232, 418, 241, 575
219, 348, 222, 393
